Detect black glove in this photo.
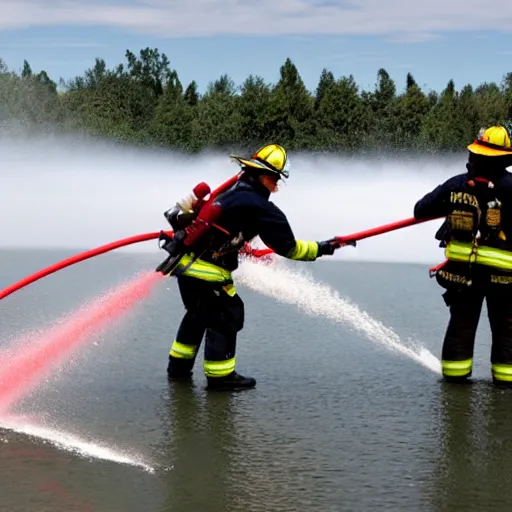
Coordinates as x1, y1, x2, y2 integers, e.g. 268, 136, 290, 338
317, 238, 345, 257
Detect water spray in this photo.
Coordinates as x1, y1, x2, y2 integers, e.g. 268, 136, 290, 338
0, 165, 444, 468
0, 271, 160, 413
0, 271, 161, 472
237, 258, 441, 374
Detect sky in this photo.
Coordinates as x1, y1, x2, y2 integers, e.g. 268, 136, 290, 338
0, 0, 511, 95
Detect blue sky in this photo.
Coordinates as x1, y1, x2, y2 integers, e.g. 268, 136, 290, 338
0, 0, 511, 95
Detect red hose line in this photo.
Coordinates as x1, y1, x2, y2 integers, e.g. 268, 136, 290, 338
0, 172, 243, 301
335, 217, 430, 244
0, 167, 438, 302
246, 217, 438, 258
0, 231, 171, 300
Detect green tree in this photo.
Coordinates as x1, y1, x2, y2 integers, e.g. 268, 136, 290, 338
264, 58, 314, 148
315, 74, 370, 151
362, 68, 398, 147
2, 46, 512, 155
189, 74, 242, 150
420, 79, 462, 150
393, 73, 430, 150
237, 75, 272, 148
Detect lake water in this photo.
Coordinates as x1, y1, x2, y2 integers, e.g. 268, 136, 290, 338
0, 248, 510, 511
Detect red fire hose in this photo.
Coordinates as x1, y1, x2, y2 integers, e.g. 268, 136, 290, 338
245, 217, 435, 258
0, 172, 242, 301
0, 171, 437, 301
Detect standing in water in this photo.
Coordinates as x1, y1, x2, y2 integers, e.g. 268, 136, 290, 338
414, 125, 512, 386
161, 144, 346, 390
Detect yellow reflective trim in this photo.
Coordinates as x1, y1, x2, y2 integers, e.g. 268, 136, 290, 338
222, 283, 236, 297
445, 241, 512, 271
177, 254, 233, 283
492, 363, 512, 381
169, 340, 198, 359
288, 240, 318, 261
442, 358, 472, 377
204, 357, 236, 377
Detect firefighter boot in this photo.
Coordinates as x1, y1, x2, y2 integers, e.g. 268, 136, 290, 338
206, 371, 256, 390
167, 356, 194, 380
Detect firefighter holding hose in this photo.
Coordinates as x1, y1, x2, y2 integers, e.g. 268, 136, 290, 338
158, 144, 345, 390
414, 125, 512, 386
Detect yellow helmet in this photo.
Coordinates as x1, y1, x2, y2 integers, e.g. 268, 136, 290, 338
231, 144, 290, 179
468, 125, 512, 156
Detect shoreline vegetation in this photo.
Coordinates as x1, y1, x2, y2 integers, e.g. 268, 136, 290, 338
1, 47, 511, 155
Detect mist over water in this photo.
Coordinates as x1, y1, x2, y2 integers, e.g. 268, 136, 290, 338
1, 132, 464, 264
0, 131, 446, 477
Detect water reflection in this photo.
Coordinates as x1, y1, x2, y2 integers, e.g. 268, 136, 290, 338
432, 379, 512, 512
156, 380, 238, 512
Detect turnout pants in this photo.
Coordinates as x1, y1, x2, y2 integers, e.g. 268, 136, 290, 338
167, 275, 245, 380
441, 286, 512, 384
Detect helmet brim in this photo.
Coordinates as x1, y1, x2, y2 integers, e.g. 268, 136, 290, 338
230, 156, 289, 178
467, 140, 512, 156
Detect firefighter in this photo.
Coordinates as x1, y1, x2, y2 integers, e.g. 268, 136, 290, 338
414, 125, 512, 385
162, 144, 346, 390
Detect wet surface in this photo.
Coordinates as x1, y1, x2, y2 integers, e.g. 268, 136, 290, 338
0, 249, 510, 511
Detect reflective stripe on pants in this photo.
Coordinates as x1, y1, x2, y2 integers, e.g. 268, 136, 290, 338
204, 357, 236, 378
442, 358, 472, 378
169, 340, 199, 359
492, 363, 512, 382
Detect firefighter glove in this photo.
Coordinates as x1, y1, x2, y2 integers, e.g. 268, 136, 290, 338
317, 238, 343, 256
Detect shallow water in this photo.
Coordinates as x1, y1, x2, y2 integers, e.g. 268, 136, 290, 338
0, 248, 510, 511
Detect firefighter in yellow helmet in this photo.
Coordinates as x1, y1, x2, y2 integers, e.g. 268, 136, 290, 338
163, 144, 345, 390
414, 125, 512, 386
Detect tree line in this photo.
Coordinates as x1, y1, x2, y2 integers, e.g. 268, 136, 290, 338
1, 47, 512, 154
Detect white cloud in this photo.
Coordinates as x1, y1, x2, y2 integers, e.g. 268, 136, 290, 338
0, 42, 107, 48
1, 0, 512, 41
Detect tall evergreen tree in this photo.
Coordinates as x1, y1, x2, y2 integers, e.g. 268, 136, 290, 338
1, 47, 511, 154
